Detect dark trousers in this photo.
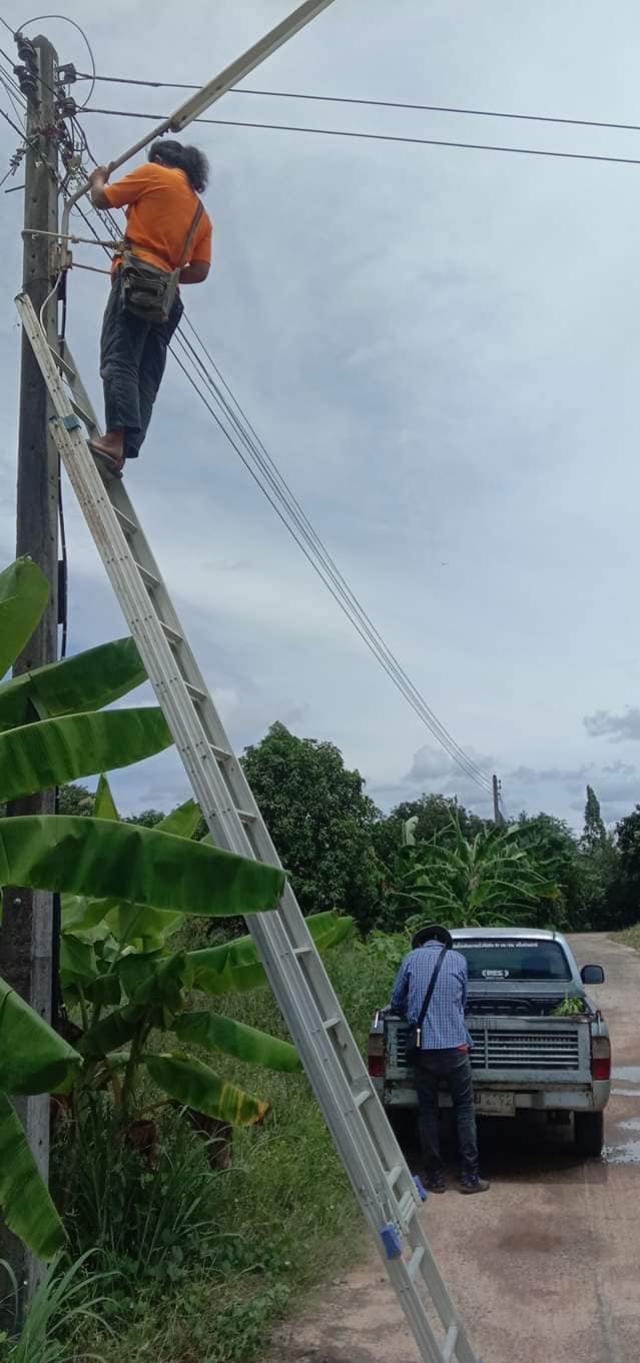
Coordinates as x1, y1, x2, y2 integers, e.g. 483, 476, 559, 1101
100, 274, 183, 458
415, 1049, 479, 1180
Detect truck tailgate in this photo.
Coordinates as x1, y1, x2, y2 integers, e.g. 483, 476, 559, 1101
466, 1014, 592, 1083
387, 1015, 592, 1086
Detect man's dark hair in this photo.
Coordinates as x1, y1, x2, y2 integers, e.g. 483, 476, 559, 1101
148, 139, 209, 194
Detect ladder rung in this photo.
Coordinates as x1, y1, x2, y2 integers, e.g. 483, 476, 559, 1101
323, 1016, 341, 1031
397, 1190, 417, 1225
113, 506, 138, 538
353, 1088, 371, 1108
442, 1325, 458, 1363
211, 743, 232, 762
134, 561, 160, 590
386, 1165, 402, 1190
159, 620, 183, 647
185, 681, 207, 705
237, 808, 257, 825
407, 1245, 425, 1282
70, 397, 96, 429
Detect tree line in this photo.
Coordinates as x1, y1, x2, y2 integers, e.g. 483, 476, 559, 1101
64, 722, 640, 935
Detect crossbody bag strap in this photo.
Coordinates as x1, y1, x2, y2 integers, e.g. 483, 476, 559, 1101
414, 944, 449, 1041
178, 200, 205, 270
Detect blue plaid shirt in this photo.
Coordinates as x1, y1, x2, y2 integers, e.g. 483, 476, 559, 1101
390, 943, 471, 1050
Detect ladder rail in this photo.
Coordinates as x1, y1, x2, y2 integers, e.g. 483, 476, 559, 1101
17, 291, 481, 1363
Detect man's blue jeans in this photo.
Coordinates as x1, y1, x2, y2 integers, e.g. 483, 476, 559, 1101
414, 1048, 479, 1180
100, 273, 183, 459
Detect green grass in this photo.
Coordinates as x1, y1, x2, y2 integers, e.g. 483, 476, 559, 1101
57, 937, 396, 1363
615, 925, 640, 950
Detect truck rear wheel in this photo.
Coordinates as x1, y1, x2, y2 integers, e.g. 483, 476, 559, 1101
574, 1111, 604, 1158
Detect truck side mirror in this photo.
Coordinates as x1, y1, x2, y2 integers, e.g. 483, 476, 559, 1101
581, 964, 605, 984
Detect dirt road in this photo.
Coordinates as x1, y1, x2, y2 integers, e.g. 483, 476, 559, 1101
273, 933, 640, 1363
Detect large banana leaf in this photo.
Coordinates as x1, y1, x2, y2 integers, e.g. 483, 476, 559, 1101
94, 773, 120, 821
0, 708, 173, 803
110, 800, 202, 946
174, 1011, 302, 1072
0, 1093, 66, 1258
0, 977, 81, 1093
189, 909, 352, 995
62, 790, 202, 949
0, 556, 49, 681
0, 637, 146, 734
0, 817, 285, 917
146, 1053, 270, 1126
155, 800, 202, 839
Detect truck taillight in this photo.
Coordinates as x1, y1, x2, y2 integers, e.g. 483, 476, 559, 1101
368, 1033, 384, 1078
591, 1035, 611, 1082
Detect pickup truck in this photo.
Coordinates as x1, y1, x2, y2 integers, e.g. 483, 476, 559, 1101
368, 927, 611, 1157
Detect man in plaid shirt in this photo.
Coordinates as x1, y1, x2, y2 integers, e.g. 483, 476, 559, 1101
390, 923, 489, 1195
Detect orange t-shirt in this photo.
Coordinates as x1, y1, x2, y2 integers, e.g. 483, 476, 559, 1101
103, 161, 212, 273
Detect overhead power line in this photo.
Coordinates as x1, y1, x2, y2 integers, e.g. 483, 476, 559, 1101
80, 105, 640, 169
0, 101, 26, 138
75, 72, 640, 138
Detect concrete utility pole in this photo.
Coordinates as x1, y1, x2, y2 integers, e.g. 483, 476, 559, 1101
492, 773, 504, 825
0, 32, 59, 1312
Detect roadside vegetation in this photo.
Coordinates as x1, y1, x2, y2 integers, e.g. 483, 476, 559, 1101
1, 555, 638, 1362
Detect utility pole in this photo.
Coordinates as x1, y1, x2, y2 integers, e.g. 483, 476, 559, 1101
492, 773, 504, 825
0, 31, 59, 1313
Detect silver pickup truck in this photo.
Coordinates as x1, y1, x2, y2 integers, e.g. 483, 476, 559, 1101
368, 927, 611, 1157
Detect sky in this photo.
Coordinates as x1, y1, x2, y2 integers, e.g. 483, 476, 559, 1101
2, 0, 640, 830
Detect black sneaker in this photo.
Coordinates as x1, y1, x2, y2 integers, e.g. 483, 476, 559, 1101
425, 1174, 447, 1194
459, 1176, 490, 1194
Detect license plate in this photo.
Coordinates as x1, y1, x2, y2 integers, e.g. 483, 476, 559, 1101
475, 1091, 515, 1116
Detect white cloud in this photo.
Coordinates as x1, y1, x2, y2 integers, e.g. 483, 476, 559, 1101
584, 709, 640, 742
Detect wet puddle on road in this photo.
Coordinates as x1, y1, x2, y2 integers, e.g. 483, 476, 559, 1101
604, 1069, 640, 1161
612, 1065, 640, 1083
605, 1137, 640, 1164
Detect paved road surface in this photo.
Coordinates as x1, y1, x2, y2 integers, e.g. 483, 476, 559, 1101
273, 933, 640, 1363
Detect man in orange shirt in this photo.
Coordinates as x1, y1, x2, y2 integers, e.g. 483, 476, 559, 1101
88, 139, 212, 476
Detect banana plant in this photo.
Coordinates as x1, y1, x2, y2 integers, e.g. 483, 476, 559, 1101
386, 813, 560, 928
0, 556, 290, 1254
0, 556, 353, 1249
60, 774, 352, 1126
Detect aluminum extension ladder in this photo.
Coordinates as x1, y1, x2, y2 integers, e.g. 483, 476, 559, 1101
17, 291, 482, 1363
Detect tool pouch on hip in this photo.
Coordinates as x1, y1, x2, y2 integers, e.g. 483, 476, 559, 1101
121, 252, 179, 324
121, 200, 204, 325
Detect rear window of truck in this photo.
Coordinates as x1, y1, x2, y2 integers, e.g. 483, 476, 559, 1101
456, 939, 572, 982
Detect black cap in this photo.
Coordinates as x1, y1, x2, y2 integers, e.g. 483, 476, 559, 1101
411, 923, 453, 950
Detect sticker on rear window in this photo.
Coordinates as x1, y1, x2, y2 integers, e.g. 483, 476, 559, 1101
481, 968, 510, 979
464, 941, 539, 950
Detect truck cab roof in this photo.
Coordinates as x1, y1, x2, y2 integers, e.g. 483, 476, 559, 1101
451, 927, 560, 942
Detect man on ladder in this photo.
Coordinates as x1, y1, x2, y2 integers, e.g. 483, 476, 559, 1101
88, 139, 213, 477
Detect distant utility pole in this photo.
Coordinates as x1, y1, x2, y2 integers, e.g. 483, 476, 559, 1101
492, 773, 504, 825
0, 30, 59, 1312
